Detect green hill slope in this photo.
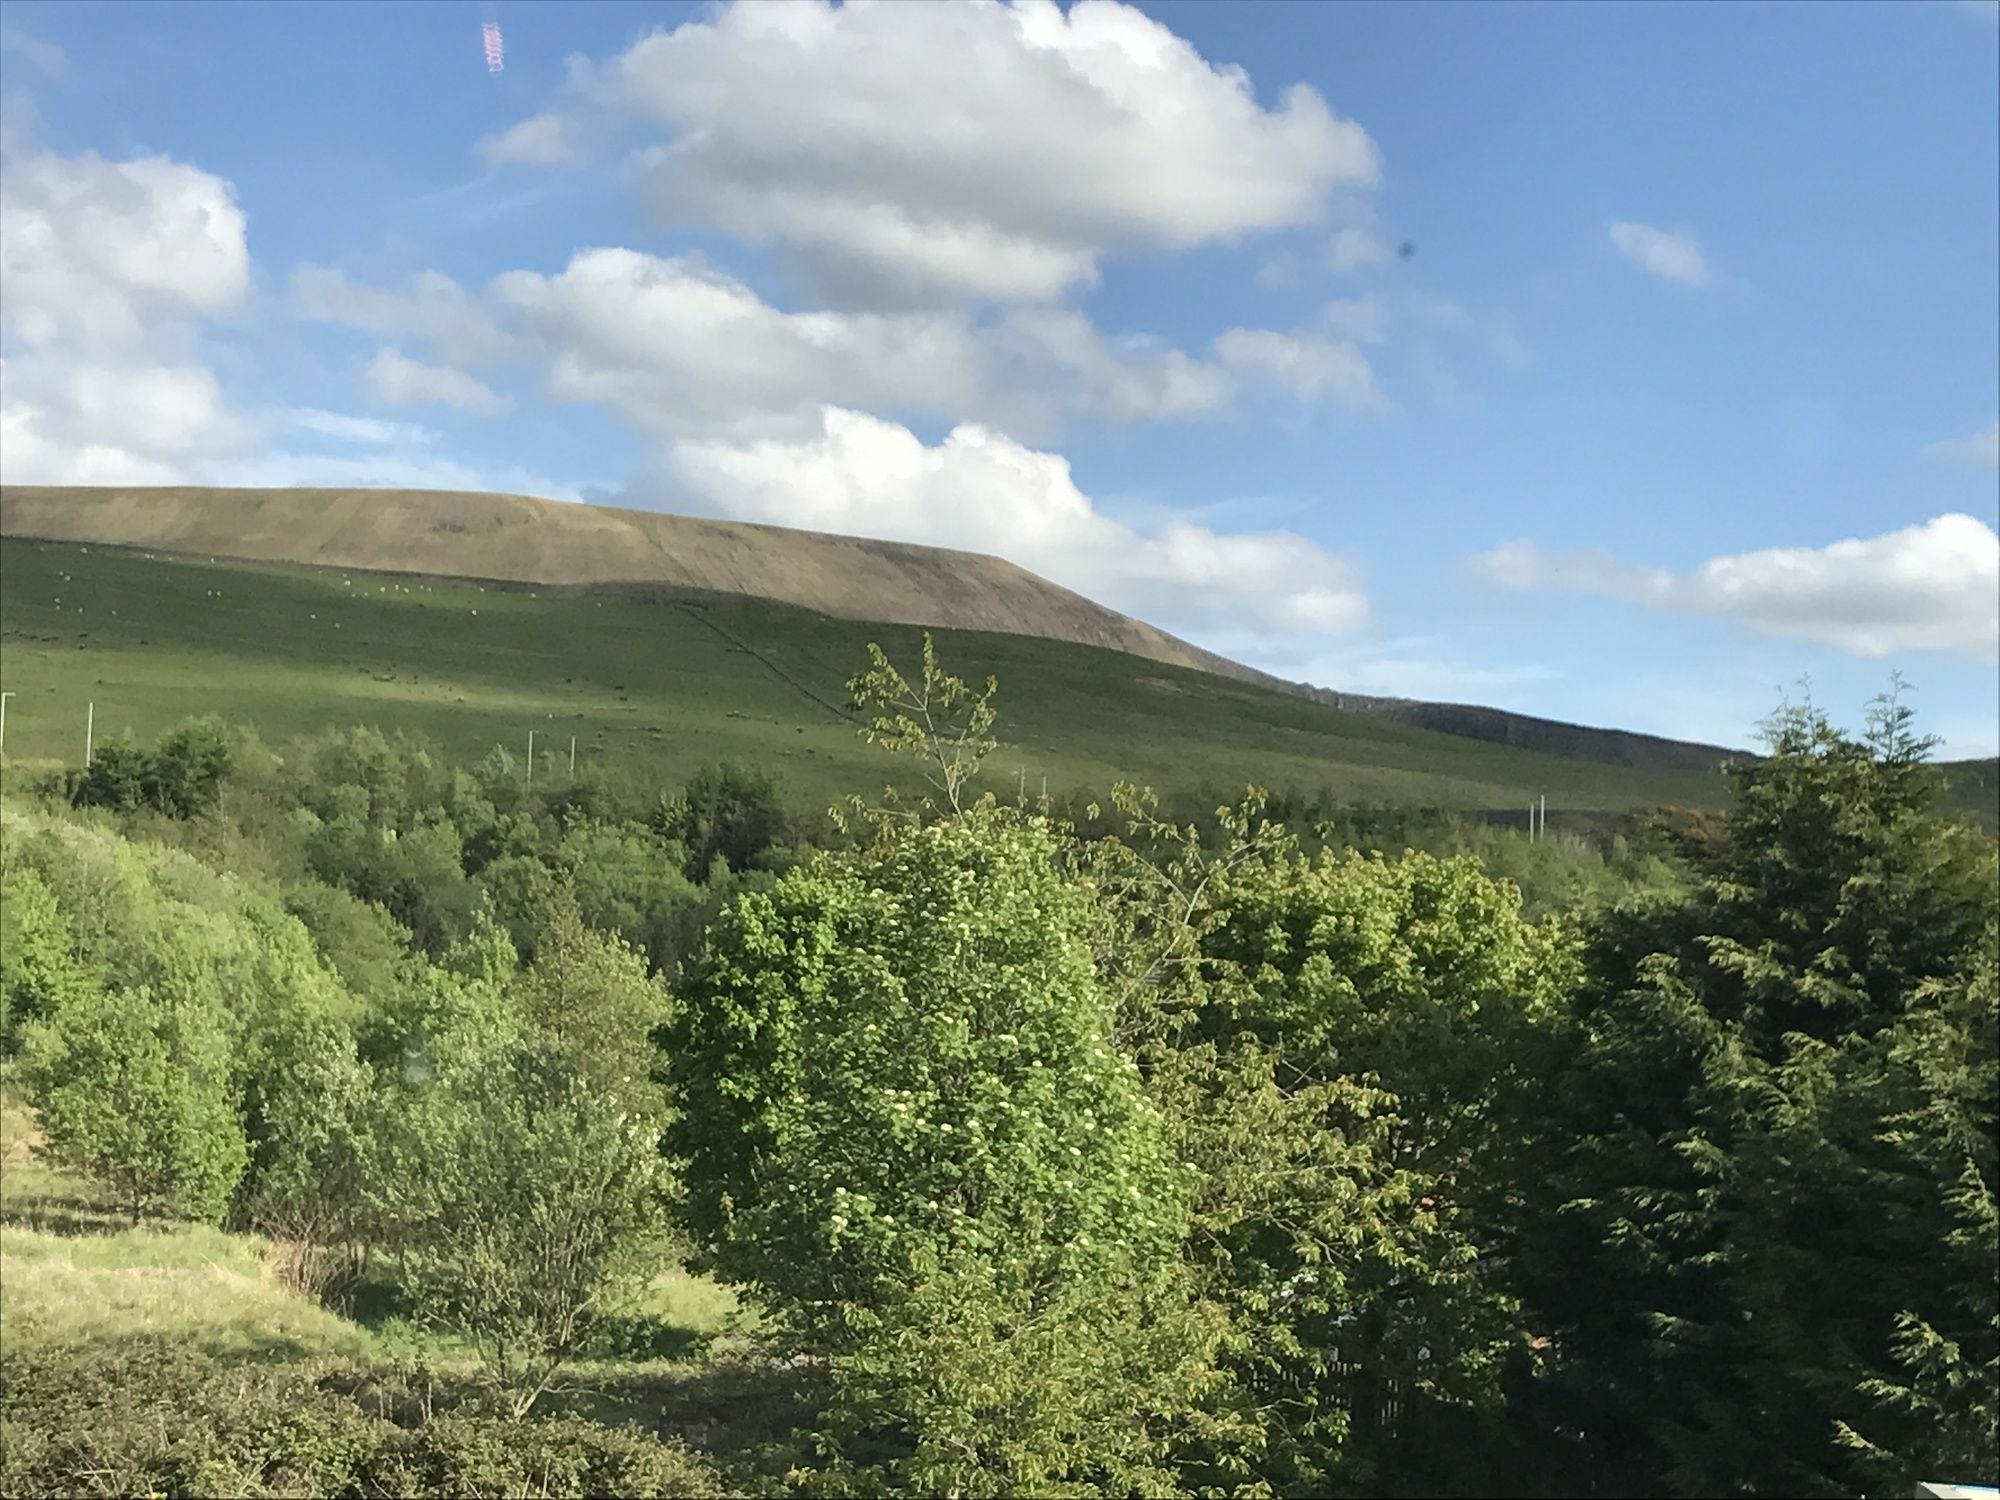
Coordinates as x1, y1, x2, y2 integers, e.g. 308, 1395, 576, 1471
0, 485, 1757, 774
0, 538, 1739, 814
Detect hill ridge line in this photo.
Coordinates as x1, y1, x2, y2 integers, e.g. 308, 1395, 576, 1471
0, 483, 1740, 774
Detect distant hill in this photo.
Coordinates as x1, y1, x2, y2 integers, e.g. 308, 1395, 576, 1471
0, 484, 1856, 780
0, 482, 1254, 670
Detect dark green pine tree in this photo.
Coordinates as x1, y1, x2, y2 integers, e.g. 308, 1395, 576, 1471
1519, 682, 1998, 1497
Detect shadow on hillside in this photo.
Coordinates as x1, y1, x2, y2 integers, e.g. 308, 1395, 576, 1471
0, 1192, 140, 1238
550, 1350, 818, 1485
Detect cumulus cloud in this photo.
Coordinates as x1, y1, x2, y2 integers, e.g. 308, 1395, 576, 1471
492, 247, 997, 439
669, 405, 1368, 638
1471, 514, 2000, 660
366, 348, 510, 415
1, 145, 248, 350
1608, 221, 1709, 285
0, 131, 255, 485
993, 309, 1235, 424
412, 247, 1380, 441
1925, 418, 2000, 468
503, 0, 1378, 304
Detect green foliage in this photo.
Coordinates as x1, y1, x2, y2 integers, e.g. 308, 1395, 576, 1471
667, 805, 1216, 1491
1521, 689, 2000, 1496
0, 1340, 721, 1499
235, 1001, 374, 1293
0, 865, 93, 1054
655, 761, 794, 880
20, 985, 246, 1223
69, 715, 235, 819
1094, 789, 1580, 1490
369, 896, 674, 1415
846, 632, 998, 815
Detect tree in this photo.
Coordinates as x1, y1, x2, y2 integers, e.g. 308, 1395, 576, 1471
1518, 690, 2000, 1496
845, 633, 997, 817
234, 977, 374, 1296
21, 986, 246, 1224
665, 806, 1218, 1493
367, 895, 672, 1416
1092, 790, 1579, 1490
0, 866, 94, 1054
654, 763, 793, 880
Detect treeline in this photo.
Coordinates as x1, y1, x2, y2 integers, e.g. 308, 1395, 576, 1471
0, 643, 1993, 1497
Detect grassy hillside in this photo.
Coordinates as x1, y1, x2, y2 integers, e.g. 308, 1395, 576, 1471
1, 484, 1772, 775
0, 537, 1740, 814
0, 483, 1252, 678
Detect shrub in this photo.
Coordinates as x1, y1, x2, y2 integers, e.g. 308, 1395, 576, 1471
368, 899, 673, 1415
0, 1341, 720, 1499
19, 985, 246, 1224
0, 865, 94, 1054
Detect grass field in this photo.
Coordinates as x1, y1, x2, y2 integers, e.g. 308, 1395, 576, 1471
0, 1088, 797, 1490
0, 538, 1743, 815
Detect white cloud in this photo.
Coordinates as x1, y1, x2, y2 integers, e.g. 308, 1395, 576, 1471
511, 0, 1378, 304
1, 145, 248, 350
993, 308, 1235, 424
480, 247, 1380, 442
1212, 326, 1387, 411
493, 247, 997, 439
1608, 221, 1709, 285
1471, 513, 2000, 660
478, 112, 580, 167
291, 265, 519, 367
0, 372, 183, 485
0, 355, 248, 484
1327, 225, 1395, 273
284, 408, 437, 448
668, 405, 1368, 639
366, 347, 509, 415
1925, 418, 2000, 468
0, 27, 67, 79
0, 129, 259, 486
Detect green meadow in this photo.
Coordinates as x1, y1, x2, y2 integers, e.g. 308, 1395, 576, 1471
0, 537, 1737, 815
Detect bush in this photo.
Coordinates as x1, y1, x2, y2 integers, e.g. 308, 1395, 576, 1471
368, 899, 673, 1415
0, 865, 94, 1055
0, 1341, 720, 1499
19, 985, 246, 1224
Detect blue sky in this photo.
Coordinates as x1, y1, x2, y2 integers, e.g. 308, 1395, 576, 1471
3, 0, 1996, 754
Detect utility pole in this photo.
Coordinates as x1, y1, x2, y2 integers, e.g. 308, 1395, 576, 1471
1539, 793, 1546, 841
569, 735, 576, 776
526, 730, 536, 789
0, 691, 13, 755
84, 702, 94, 767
